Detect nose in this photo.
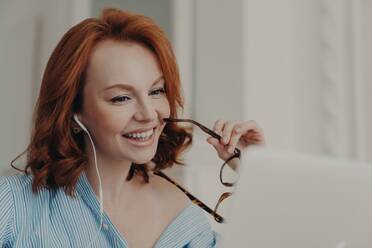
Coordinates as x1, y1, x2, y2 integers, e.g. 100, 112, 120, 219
134, 97, 158, 122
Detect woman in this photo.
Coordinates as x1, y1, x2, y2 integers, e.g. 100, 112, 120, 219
0, 8, 265, 248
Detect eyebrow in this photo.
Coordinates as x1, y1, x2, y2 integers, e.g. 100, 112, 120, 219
102, 75, 165, 92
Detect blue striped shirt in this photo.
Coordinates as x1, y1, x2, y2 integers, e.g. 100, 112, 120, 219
0, 172, 221, 247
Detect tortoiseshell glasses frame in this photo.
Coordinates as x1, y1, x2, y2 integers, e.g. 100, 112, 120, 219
156, 117, 241, 223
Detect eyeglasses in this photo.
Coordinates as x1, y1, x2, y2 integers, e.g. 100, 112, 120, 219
153, 117, 241, 223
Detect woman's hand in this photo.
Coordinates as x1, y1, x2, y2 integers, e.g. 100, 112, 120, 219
206, 119, 266, 171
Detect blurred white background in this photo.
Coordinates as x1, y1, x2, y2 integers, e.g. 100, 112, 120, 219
1, 0, 371, 231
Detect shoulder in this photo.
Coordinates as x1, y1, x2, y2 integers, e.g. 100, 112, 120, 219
1, 172, 33, 186
180, 204, 220, 247
0, 174, 15, 206
0, 173, 30, 244
0, 172, 33, 197
0, 172, 34, 199
0, 172, 51, 214
149, 172, 220, 247
0, 173, 35, 218
186, 228, 220, 248
150, 171, 191, 209
154, 203, 220, 247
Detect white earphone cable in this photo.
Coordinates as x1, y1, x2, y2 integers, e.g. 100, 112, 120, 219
85, 130, 104, 247
74, 115, 104, 247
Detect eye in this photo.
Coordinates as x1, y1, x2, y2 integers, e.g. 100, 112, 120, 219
111, 95, 131, 103
150, 87, 166, 96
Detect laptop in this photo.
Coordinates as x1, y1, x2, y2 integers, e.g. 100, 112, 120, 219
220, 148, 372, 248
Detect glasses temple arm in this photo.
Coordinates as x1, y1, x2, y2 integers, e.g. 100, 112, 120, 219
153, 170, 225, 223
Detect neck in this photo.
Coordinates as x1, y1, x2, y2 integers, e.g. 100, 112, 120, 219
83, 148, 152, 208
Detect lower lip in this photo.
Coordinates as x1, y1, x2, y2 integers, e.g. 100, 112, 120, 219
122, 128, 156, 147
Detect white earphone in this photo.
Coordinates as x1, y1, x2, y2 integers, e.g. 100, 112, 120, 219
73, 113, 104, 247
73, 113, 88, 132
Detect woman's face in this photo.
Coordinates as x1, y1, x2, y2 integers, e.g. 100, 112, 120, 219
79, 40, 170, 164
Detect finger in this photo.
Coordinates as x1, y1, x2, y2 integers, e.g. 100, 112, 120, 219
226, 126, 242, 154
245, 130, 258, 140
235, 120, 263, 136
206, 136, 226, 153
206, 136, 214, 144
206, 136, 220, 146
240, 131, 265, 146
221, 121, 235, 145
232, 121, 266, 148
250, 132, 266, 145
207, 136, 232, 159
213, 119, 225, 136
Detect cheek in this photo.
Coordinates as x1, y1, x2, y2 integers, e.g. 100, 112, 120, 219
81, 89, 128, 134
158, 98, 171, 116
86, 102, 128, 133
99, 108, 132, 132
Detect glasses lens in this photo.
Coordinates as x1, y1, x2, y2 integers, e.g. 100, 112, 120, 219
221, 166, 238, 186
220, 154, 240, 187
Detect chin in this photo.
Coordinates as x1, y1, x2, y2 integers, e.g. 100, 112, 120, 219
131, 152, 157, 165
133, 158, 153, 165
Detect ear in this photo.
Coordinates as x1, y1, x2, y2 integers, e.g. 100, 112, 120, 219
73, 113, 87, 132
73, 113, 80, 124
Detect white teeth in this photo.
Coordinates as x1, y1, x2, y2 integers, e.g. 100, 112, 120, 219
127, 129, 154, 139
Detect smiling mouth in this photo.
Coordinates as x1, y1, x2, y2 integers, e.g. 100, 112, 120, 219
122, 127, 156, 141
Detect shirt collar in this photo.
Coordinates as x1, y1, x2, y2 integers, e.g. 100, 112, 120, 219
76, 171, 102, 216
75, 171, 212, 247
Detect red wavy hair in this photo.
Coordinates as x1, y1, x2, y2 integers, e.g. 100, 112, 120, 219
11, 8, 192, 197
